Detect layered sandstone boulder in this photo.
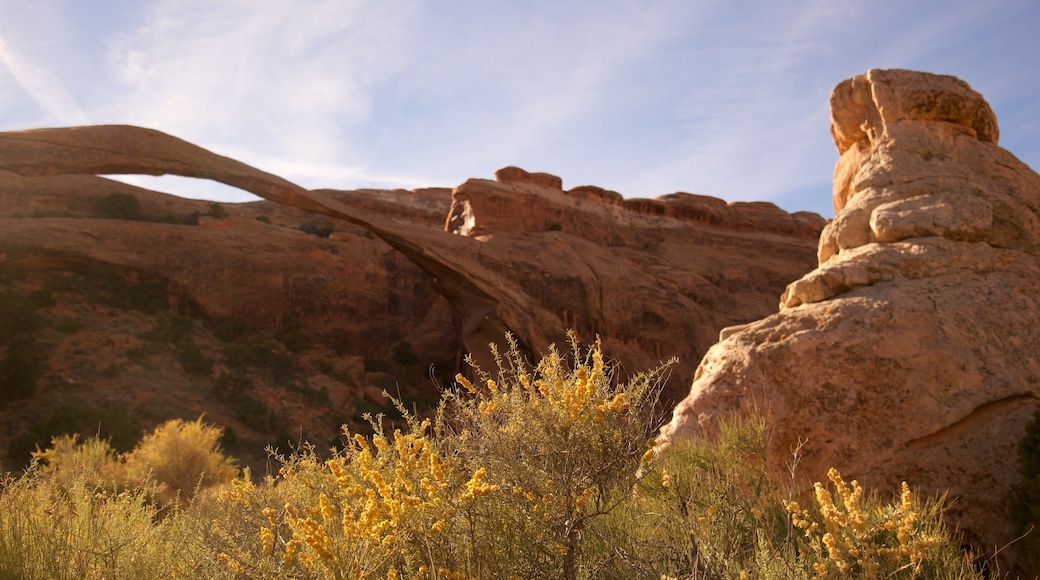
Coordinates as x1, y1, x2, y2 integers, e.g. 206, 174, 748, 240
659, 69, 1040, 562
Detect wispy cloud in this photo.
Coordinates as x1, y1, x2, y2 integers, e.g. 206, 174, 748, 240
0, 20, 89, 125
1, 0, 1037, 216
101, 0, 421, 178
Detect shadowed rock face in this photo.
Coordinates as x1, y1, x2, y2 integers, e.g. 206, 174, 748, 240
660, 69, 1040, 566
0, 125, 823, 403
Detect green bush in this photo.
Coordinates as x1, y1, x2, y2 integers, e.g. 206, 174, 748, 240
176, 337, 213, 377
54, 316, 82, 334
0, 292, 40, 345
46, 266, 170, 314
275, 320, 308, 353
144, 313, 195, 344
153, 211, 202, 225
222, 341, 272, 371
1013, 409, 1040, 576
212, 318, 252, 343
391, 340, 419, 366
214, 373, 272, 432
298, 221, 334, 238
206, 202, 227, 219
26, 289, 56, 309
96, 192, 141, 220
7, 403, 140, 466
0, 340, 43, 406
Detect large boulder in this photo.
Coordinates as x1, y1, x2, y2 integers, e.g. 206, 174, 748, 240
659, 69, 1040, 563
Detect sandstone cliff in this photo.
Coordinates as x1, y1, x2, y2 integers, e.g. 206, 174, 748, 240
0, 125, 822, 466
659, 69, 1040, 566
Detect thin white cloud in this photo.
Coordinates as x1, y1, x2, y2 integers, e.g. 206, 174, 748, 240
615, 1, 854, 207
101, 0, 420, 173
0, 32, 89, 125
1, 0, 1036, 221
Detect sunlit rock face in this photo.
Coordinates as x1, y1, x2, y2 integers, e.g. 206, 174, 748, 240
0, 124, 823, 429
659, 69, 1040, 566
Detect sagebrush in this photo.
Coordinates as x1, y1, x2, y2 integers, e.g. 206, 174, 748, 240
0, 336, 984, 579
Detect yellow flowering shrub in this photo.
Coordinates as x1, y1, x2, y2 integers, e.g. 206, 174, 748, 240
623, 411, 983, 580
445, 334, 674, 579
0, 457, 202, 577
124, 417, 237, 505
7, 336, 987, 579
786, 469, 965, 579
208, 400, 496, 578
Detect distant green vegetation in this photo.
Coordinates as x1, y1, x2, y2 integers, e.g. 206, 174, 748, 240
96, 191, 141, 220
44, 265, 169, 314
298, 220, 334, 238
7, 403, 140, 466
0, 291, 45, 406
93, 192, 227, 225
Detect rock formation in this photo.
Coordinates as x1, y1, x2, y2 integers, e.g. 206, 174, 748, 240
659, 69, 1040, 564
0, 126, 823, 404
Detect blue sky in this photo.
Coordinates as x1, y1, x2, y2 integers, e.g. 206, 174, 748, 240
1, 0, 1037, 218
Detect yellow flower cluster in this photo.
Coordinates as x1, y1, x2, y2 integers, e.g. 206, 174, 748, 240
461, 467, 500, 501
785, 468, 940, 579
274, 416, 504, 576
336, 428, 448, 542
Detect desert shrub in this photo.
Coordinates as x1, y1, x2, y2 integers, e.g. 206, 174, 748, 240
391, 340, 419, 366
363, 356, 392, 373
205, 407, 485, 577
152, 211, 202, 225
275, 319, 308, 353
620, 413, 982, 579
0, 340, 44, 405
0, 337, 987, 578
226, 335, 671, 579
7, 403, 140, 466
206, 202, 227, 219
222, 340, 273, 370
214, 373, 272, 432
0, 466, 194, 578
1013, 409, 1040, 576
212, 318, 252, 343
175, 337, 213, 377
143, 313, 195, 344
54, 316, 82, 333
213, 372, 253, 402
26, 288, 56, 309
0, 292, 40, 345
124, 417, 237, 505
267, 351, 297, 382
444, 335, 671, 579
785, 469, 975, 578
96, 192, 141, 220
32, 434, 127, 489
227, 336, 979, 580
234, 395, 272, 432
298, 221, 334, 238
48, 266, 170, 314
